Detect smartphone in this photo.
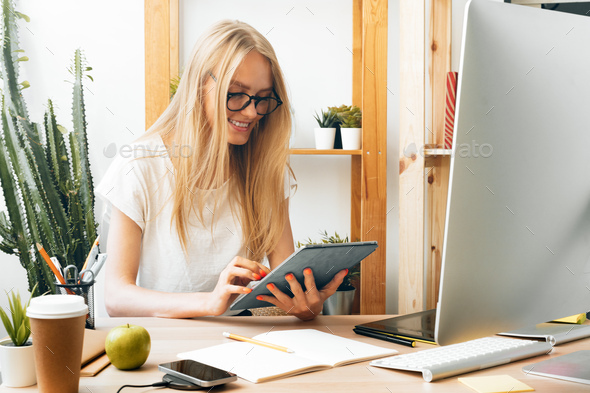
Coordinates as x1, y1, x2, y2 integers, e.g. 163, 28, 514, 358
158, 360, 237, 387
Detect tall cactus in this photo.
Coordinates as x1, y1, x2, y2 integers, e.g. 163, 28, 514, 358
0, 0, 98, 295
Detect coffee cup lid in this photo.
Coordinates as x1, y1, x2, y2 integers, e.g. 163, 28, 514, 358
27, 295, 88, 319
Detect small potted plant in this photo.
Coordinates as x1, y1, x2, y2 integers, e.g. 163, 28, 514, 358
297, 231, 359, 315
0, 287, 37, 387
313, 109, 339, 149
337, 105, 362, 150
328, 104, 351, 149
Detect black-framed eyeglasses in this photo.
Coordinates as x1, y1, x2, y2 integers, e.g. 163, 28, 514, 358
209, 71, 283, 116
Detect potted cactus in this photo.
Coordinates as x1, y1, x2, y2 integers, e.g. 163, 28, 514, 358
0, 0, 97, 296
337, 105, 362, 150
0, 287, 37, 387
313, 109, 339, 149
297, 231, 360, 315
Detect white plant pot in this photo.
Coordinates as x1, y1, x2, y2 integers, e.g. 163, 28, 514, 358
0, 338, 36, 387
341, 127, 362, 150
314, 127, 336, 150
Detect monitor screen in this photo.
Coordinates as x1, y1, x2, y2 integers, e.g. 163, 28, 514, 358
435, 0, 590, 345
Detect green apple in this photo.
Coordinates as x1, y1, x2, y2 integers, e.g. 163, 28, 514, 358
105, 324, 151, 370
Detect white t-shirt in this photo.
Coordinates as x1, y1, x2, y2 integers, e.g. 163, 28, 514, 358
96, 135, 295, 299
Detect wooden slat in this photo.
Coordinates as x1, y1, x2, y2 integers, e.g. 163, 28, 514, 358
426, 0, 452, 310
399, 0, 425, 314
170, 0, 179, 82
429, 0, 451, 148
351, 0, 363, 243
145, 0, 170, 130
351, 0, 363, 314
360, 0, 387, 315
426, 155, 450, 309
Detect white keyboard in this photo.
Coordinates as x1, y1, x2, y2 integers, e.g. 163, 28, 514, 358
370, 336, 552, 382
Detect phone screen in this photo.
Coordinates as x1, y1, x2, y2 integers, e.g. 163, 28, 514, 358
159, 360, 235, 383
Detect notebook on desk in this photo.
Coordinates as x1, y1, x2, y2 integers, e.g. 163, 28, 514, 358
178, 329, 397, 383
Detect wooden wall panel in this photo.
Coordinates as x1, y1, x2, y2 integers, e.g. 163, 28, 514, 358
426, 0, 452, 309
351, 1, 363, 246
399, 0, 425, 314
170, 0, 179, 82
360, 0, 388, 314
145, 0, 171, 130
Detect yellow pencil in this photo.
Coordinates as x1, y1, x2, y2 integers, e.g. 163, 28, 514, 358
223, 332, 294, 353
81, 235, 100, 272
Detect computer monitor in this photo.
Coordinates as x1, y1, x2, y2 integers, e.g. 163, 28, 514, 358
435, 0, 590, 345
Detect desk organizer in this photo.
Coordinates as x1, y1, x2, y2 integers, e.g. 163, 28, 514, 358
55, 280, 95, 329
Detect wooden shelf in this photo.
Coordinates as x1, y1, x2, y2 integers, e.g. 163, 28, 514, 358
290, 149, 363, 156
423, 148, 452, 157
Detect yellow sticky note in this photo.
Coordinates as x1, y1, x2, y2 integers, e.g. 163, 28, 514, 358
552, 313, 586, 324
458, 375, 534, 393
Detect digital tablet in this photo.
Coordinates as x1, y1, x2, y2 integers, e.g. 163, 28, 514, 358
229, 241, 378, 311
355, 309, 437, 344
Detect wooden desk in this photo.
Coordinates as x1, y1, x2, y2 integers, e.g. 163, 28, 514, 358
1, 315, 588, 392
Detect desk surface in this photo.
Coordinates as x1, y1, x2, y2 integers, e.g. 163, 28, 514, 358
1, 315, 588, 392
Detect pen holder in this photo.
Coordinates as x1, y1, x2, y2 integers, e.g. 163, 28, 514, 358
55, 280, 95, 329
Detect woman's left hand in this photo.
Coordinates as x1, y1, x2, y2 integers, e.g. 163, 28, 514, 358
256, 267, 348, 321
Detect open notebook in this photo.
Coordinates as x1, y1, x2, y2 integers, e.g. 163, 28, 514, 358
178, 329, 397, 383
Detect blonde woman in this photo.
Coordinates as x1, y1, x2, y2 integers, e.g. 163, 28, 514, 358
96, 20, 347, 320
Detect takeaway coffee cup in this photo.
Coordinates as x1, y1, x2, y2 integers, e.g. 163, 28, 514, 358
27, 295, 88, 393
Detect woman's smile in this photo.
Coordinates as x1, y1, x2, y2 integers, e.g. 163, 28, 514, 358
228, 118, 251, 132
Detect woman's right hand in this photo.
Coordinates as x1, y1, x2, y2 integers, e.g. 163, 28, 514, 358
207, 256, 270, 316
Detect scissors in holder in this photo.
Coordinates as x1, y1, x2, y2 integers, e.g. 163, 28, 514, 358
62, 265, 94, 286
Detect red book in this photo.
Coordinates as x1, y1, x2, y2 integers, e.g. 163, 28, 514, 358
444, 72, 458, 149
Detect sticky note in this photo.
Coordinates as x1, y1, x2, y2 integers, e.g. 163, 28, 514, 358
552, 313, 586, 324
458, 375, 534, 393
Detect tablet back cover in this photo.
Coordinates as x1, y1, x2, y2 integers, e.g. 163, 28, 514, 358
230, 242, 377, 311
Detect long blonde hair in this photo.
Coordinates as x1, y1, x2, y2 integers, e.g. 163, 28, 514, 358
142, 20, 293, 262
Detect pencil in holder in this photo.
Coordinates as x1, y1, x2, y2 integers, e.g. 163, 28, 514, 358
55, 280, 96, 329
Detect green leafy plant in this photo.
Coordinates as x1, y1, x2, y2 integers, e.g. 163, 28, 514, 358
0, 0, 97, 296
0, 285, 37, 346
297, 231, 360, 290
328, 104, 349, 123
313, 109, 339, 128
337, 105, 362, 128
328, 104, 349, 113
169, 68, 183, 99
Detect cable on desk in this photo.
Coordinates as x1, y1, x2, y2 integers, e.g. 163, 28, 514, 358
117, 381, 170, 392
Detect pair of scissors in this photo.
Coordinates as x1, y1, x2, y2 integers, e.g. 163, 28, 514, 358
63, 265, 94, 285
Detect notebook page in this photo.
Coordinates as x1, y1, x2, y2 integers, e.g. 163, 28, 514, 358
254, 329, 398, 366
178, 341, 327, 383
